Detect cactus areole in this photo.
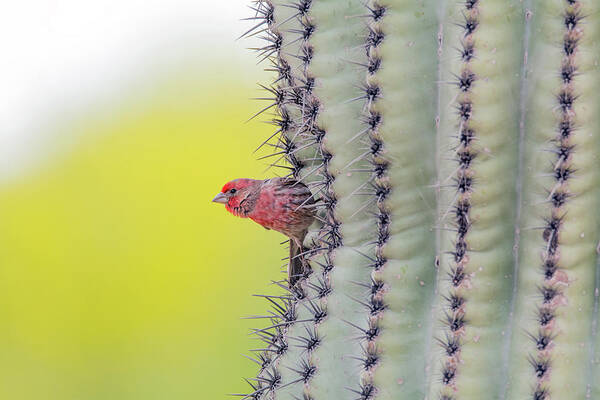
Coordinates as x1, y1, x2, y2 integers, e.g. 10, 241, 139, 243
238, 0, 600, 399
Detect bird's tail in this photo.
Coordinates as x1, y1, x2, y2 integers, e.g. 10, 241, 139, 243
289, 240, 308, 287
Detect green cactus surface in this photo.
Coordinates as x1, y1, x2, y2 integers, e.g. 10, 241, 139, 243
240, 0, 600, 399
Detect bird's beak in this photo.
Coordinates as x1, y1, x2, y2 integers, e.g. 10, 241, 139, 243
212, 192, 227, 204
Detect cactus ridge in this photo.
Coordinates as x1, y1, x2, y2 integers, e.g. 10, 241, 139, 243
527, 1, 582, 397
239, 1, 327, 398
436, 1, 480, 396
245, 0, 360, 398
347, 1, 388, 398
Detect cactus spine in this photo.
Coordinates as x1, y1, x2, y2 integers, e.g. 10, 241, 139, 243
241, 0, 600, 399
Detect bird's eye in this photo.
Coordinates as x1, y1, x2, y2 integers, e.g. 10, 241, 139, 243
230, 188, 237, 194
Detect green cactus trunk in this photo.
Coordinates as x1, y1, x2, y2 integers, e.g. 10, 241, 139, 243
241, 0, 600, 399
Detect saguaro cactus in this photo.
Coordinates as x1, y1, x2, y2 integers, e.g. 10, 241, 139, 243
239, 0, 600, 399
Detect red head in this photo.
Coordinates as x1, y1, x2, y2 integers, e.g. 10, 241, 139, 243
212, 178, 261, 214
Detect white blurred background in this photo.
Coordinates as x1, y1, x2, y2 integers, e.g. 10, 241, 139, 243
0, 0, 262, 180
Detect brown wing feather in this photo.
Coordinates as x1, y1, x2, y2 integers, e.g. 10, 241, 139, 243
289, 239, 307, 287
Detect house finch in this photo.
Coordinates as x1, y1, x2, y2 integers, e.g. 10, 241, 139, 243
212, 177, 316, 286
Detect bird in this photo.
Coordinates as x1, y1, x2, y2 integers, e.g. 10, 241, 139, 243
212, 177, 316, 286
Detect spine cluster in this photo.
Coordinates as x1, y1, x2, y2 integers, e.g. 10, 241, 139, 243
438, 1, 479, 397
529, 2, 582, 398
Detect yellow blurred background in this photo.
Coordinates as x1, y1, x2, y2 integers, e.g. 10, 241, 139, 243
0, 2, 284, 399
